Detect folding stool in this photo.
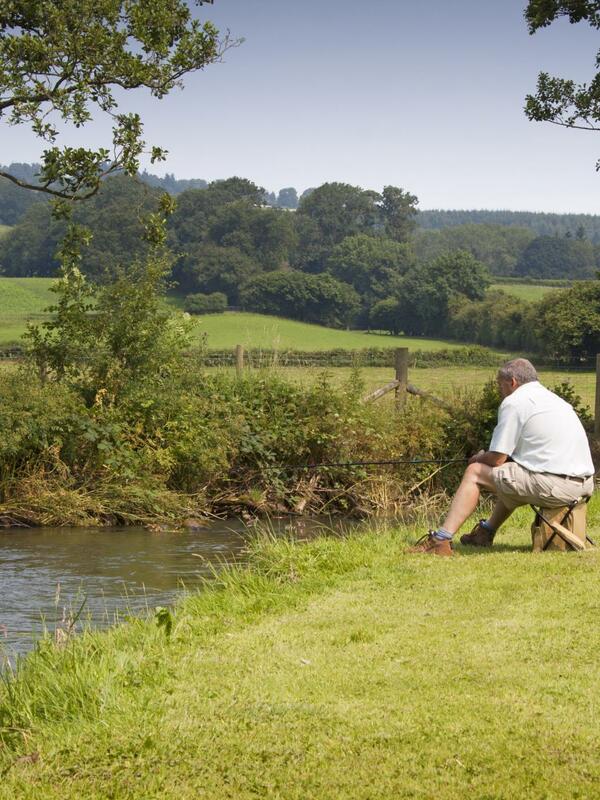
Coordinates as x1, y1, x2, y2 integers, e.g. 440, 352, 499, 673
530, 496, 595, 552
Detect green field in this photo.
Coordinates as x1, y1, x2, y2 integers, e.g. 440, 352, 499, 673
0, 277, 57, 344
0, 224, 12, 239
3, 502, 600, 798
490, 283, 562, 302
0, 278, 467, 351
184, 311, 466, 351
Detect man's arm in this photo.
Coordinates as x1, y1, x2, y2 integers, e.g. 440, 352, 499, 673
468, 450, 508, 467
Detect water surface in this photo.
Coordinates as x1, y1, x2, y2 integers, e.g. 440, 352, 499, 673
0, 517, 341, 658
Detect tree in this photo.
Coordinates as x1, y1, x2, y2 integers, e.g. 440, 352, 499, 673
0, 175, 163, 278
240, 270, 360, 328
397, 251, 490, 336
413, 223, 535, 276
326, 233, 414, 313
208, 201, 297, 269
0, 1, 233, 202
534, 281, 600, 361
0, 163, 46, 224
296, 183, 380, 250
173, 242, 261, 303
515, 235, 596, 278
168, 177, 267, 247
369, 298, 403, 335
25, 198, 192, 403
447, 290, 533, 351
380, 186, 419, 242
525, 1, 600, 167
276, 187, 298, 209
184, 291, 227, 314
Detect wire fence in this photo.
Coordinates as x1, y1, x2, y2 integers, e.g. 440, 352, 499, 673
0, 343, 597, 373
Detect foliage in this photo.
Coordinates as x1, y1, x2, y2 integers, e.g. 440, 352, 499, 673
326, 234, 414, 316
514, 235, 596, 279
24, 198, 192, 404
413, 223, 535, 276
417, 208, 600, 242
533, 280, 600, 362
525, 1, 600, 168
0, 0, 230, 201
447, 290, 534, 351
294, 182, 418, 272
369, 298, 404, 335
184, 291, 227, 315
208, 200, 297, 269
390, 251, 491, 337
169, 177, 266, 247
380, 185, 419, 242
276, 187, 298, 209
173, 242, 261, 303
240, 270, 360, 328
0, 175, 163, 279
0, 163, 47, 225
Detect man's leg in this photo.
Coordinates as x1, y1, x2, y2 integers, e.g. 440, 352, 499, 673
409, 463, 499, 556
440, 462, 497, 534
486, 497, 514, 531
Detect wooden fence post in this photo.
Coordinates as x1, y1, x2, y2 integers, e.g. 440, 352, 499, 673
394, 348, 409, 411
235, 344, 244, 377
595, 354, 600, 439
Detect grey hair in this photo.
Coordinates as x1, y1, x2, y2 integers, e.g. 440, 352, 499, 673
498, 358, 538, 385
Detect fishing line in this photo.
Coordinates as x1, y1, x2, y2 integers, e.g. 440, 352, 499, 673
263, 457, 468, 472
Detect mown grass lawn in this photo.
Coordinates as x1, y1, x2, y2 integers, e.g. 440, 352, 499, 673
2, 500, 600, 798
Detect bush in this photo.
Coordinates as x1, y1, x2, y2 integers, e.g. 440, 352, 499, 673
240, 270, 360, 328
184, 292, 227, 315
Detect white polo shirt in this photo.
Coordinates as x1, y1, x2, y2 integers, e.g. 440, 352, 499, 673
489, 381, 594, 477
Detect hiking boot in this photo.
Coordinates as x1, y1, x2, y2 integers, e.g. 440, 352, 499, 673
408, 532, 453, 557
460, 521, 495, 547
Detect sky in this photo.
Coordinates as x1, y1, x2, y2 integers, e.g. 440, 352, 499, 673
2, 0, 600, 213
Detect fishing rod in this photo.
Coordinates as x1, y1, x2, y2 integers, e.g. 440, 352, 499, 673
264, 457, 468, 471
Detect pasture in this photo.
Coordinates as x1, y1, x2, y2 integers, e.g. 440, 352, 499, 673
490, 282, 562, 302
0, 277, 56, 343
0, 278, 467, 351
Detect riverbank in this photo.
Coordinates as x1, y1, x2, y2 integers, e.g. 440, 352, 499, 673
2, 501, 600, 798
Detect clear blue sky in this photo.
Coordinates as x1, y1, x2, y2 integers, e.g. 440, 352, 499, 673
3, 0, 600, 212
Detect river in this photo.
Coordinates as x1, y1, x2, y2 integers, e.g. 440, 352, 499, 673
0, 517, 345, 659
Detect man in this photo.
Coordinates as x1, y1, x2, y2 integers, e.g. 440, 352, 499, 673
410, 358, 595, 556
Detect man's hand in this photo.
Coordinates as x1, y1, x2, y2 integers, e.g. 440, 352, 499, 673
469, 450, 508, 467
469, 450, 485, 465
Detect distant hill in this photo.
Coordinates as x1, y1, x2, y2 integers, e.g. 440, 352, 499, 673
418, 209, 600, 243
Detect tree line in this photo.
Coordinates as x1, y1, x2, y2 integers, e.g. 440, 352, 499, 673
1, 172, 599, 361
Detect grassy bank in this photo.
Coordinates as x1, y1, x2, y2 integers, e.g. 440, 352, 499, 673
2, 501, 600, 798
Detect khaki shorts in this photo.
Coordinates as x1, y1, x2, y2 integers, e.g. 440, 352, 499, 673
492, 462, 594, 510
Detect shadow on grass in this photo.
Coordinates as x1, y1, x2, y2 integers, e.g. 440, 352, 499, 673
453, 542, 532, 555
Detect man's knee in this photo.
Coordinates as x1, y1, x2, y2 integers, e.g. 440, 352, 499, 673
463, 462, 496, 491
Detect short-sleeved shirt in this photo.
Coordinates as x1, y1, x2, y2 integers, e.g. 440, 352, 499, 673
489, 381, 594, 477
